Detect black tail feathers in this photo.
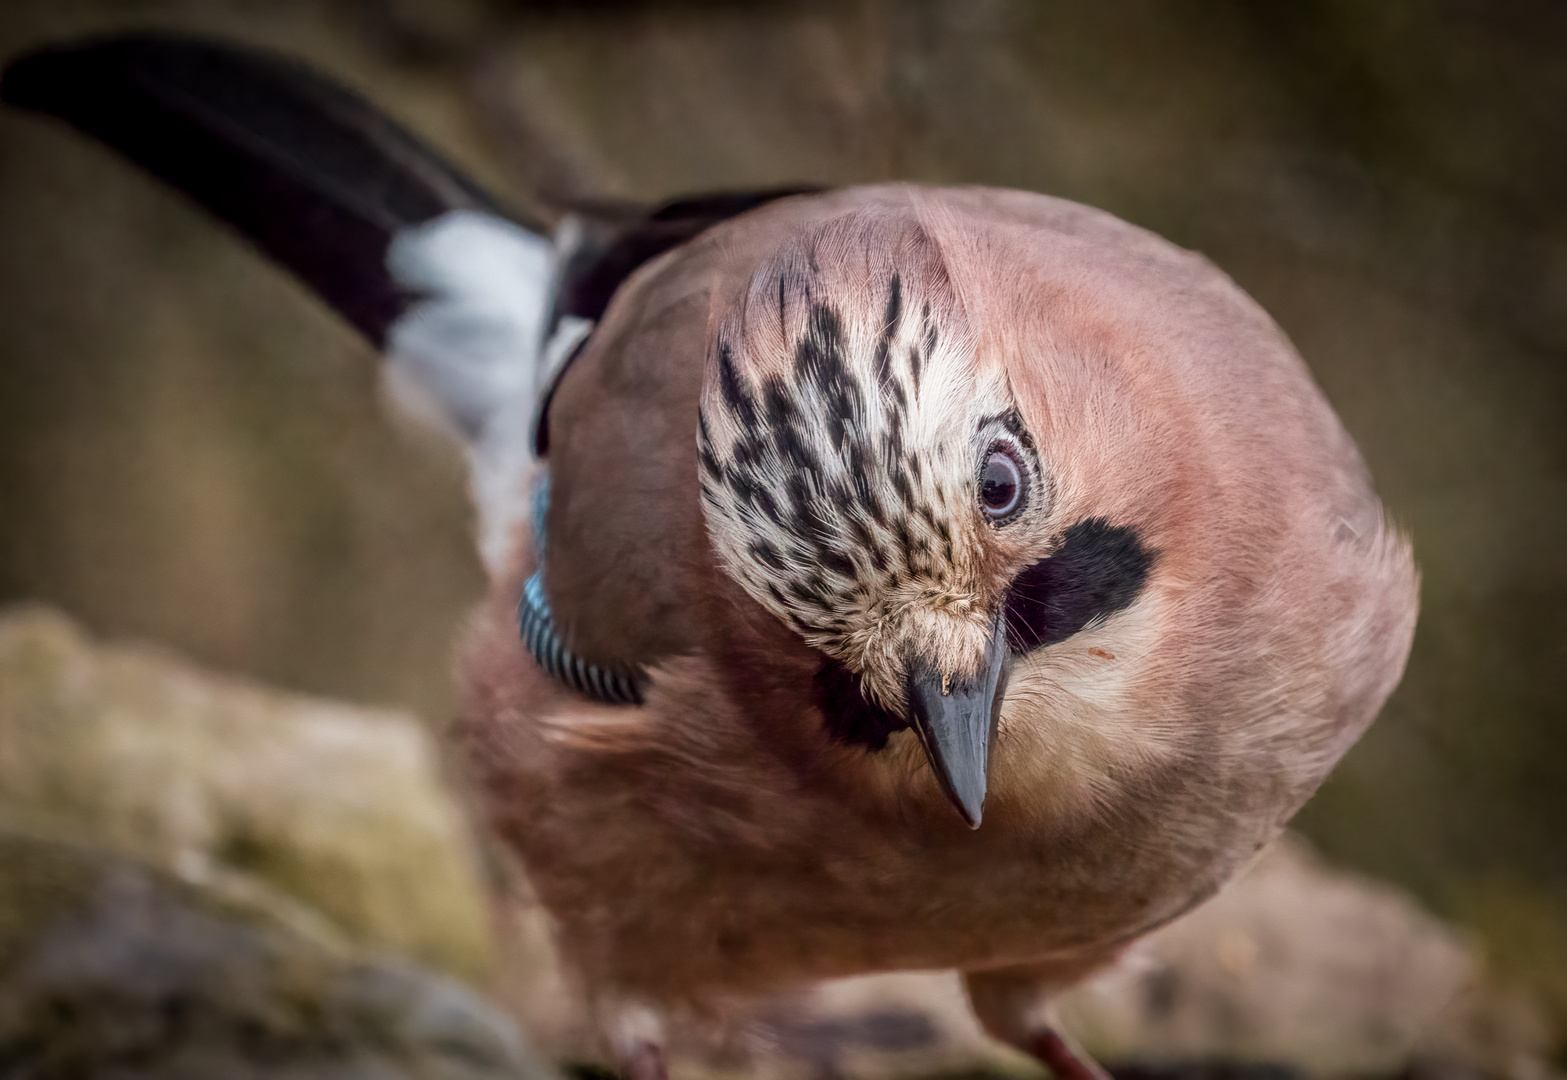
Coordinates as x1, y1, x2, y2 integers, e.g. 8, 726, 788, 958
2, 32, 532, 345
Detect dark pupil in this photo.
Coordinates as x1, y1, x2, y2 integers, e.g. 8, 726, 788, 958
981, 453, 1020, 514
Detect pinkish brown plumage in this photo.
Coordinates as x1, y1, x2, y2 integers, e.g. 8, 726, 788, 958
459, 185, 1417, 1068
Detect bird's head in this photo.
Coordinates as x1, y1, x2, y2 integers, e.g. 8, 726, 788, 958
698, 205, 1067, 827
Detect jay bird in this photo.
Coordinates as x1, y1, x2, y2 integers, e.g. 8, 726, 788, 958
3, 32, 1418, 1080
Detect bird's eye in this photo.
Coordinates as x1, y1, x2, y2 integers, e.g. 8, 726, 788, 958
979, 448, 1025, 522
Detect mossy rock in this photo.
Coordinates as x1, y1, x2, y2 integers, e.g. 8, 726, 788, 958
0, 833, 550, 1079
0, 605, 491, 980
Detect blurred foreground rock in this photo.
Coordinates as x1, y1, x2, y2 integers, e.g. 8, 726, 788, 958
0, 835, 550, 1079
0, 604, 554, 1077
1057, 836, 1476, 1073
0, 604, 489, 978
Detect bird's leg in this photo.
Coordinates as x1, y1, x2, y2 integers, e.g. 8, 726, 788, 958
1024, 1025, 1113, 1080
621, 1040, 668, 1080
603, 1000, 670, 1080
964, 961, 1117, 1080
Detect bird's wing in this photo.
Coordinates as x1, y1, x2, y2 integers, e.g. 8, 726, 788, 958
2, 31, 813, 576
535, 187, 820, 455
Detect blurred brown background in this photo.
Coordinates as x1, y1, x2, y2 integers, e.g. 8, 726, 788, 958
1, 0, 1563, 1063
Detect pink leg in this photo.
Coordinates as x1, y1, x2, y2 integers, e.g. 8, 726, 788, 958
622, 1040, 668, 1080
964, 961, 1121, 1080
1026, 1025, 1113, 1080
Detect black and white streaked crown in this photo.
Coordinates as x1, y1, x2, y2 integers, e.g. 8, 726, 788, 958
696, 229, 1018, 676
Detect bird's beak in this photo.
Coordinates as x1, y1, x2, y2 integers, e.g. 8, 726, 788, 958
903, 613, 1010, 829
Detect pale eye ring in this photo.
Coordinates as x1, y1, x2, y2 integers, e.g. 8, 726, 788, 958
979, 447, 1026, 523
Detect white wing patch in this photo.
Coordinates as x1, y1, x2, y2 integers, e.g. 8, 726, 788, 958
385, 210, 560, 576
386, 210, 553, 436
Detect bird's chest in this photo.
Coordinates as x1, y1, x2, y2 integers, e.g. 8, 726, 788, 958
514, 716, 1203, 1005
